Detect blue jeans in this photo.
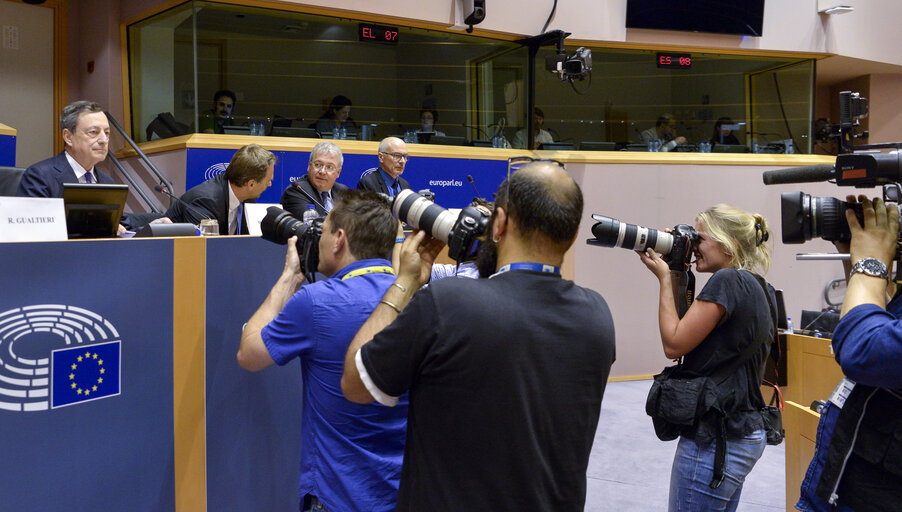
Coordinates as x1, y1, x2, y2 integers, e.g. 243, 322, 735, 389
669, 429, 767, 512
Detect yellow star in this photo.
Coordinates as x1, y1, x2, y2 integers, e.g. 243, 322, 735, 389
92, 353, 98, 359
84, 389, 90, 396
99, 368, 105, 374
84, 351, 90, 358
69, 373, 74, 380
71, 363, 77, 370
92, 385, 97, 392
77, 356, 83, 362
98, 359, 103, 366
77, 389, 83, 395
97, 377, 103, 384
71, 382, 76, 389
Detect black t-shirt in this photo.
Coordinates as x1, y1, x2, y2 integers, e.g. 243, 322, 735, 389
360, 270, 616, 511
684, 268, 775, 442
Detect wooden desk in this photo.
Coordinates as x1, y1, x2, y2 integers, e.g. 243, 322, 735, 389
785, 400, 822, 511
783, 333, 844, 407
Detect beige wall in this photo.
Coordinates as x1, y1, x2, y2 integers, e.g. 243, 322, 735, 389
0, 0, 54, 167
571, 158, 848, 377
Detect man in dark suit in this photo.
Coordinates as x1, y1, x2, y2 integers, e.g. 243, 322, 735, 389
280, 141, 348, 218
17, 100, 164, 231
165, 144, 275, 235
357, 136, 410, 197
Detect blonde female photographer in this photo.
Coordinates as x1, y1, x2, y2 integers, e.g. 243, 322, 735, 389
638, 204, 776, 512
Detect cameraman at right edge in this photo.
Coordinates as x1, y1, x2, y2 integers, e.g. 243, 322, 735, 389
797, 195, 902, 512
638, 204, 776, 510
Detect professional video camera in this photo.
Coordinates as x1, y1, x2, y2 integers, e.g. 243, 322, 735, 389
392, 190, 491, 263
586, 214, 699, 271
762, 91, 902, 245
260, 206, 323, 279
546, 46, 592, 82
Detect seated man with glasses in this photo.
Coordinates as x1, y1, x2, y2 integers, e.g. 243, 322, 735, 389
357, 137, 410, 197
281, 141, 348, 218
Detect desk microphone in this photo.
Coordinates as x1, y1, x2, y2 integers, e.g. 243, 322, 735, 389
154, 184, 215, 222
466, 175, 481, 199
291, 180, 327, 212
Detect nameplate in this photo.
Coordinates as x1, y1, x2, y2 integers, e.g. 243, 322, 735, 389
0, 197, 67, 242
244, 203, 282, 237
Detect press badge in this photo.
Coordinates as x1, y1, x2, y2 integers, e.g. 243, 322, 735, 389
828, 378, 856, 409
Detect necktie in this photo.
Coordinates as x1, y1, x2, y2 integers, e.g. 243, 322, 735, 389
234, 203, 244, 235
321, 191, 333, 212
392, 180, 400, 196
84, 171, 93, 184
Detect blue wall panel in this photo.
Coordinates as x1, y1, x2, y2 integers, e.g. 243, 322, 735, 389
0, 239, 176, 511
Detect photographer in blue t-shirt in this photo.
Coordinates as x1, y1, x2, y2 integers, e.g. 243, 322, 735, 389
237, 190, 408, 512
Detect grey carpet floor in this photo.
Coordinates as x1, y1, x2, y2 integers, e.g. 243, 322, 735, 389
585, 380, 785, 511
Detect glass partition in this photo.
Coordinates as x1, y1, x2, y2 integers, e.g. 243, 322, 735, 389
127, 2, 814, 152
533, 47, 814, 153
127, 1, 525, 144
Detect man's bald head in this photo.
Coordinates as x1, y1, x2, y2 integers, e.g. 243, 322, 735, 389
495, 161, 583, 250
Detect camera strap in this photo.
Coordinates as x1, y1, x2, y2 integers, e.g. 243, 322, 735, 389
676, 270, 695, 318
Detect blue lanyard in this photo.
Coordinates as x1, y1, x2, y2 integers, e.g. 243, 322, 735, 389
494, 262, 561, 276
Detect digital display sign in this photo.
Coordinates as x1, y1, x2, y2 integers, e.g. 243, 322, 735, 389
657, 52, 692, 69
358, 23, 399, 45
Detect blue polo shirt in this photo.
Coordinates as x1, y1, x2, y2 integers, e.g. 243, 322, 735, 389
261, 258, 408, 512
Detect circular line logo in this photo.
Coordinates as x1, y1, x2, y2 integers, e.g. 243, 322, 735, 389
0, 305, 122, 412
203, 162, 230, 181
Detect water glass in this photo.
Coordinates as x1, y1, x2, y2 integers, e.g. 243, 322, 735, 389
199, 219, 220, 236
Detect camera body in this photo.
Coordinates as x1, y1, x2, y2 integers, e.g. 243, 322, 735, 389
260, 206, 323, 277
587, 214, 698, 271
392, 190, 490, 263
545, 47, 592, 82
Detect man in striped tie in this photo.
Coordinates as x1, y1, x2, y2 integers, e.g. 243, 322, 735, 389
280, 141, 348, 219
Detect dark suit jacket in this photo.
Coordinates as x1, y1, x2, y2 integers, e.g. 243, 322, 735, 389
17, 151, 114, 198
16, 151, 161, 230
164, 173, 251, 235
280, 175, 349, 218
356, 167, 410, 196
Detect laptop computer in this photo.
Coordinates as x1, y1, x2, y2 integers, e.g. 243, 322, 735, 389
270, 126, 320, 138
62, 183, 128, 239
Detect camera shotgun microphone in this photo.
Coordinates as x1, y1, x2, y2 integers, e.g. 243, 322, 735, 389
762, 165, 836, 185
467, 175, 481, 199
154, 184, 215, 223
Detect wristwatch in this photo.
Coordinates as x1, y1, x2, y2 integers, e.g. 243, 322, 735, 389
850, 258, 890, 282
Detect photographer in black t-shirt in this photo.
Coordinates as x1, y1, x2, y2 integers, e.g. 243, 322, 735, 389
638, 204, 775, 510
341, 160, 616, 511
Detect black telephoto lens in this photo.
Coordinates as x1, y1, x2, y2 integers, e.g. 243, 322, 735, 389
780, 191, 860, 244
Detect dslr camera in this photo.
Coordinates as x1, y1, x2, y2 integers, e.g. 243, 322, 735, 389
260, 206, 323, 278
587, 214, 698, 271
392, 190, 491, 263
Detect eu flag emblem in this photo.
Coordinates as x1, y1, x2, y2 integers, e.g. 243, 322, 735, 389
51, 341, 121, 408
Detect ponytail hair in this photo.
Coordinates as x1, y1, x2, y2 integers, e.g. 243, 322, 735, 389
696, 204, 771, 274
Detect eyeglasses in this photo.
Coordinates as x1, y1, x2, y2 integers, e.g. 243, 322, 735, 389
311, 161, 338, 173
380, 152, 410, 162
503, 156, 565, 207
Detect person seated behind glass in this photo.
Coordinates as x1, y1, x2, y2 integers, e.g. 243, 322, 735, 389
198, 90, 236, 134
417, 108, 445, 137
512, 107, 554, 149
710, 117, 741, 146
313, 95, 358, 138
640, 113, 687, 152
